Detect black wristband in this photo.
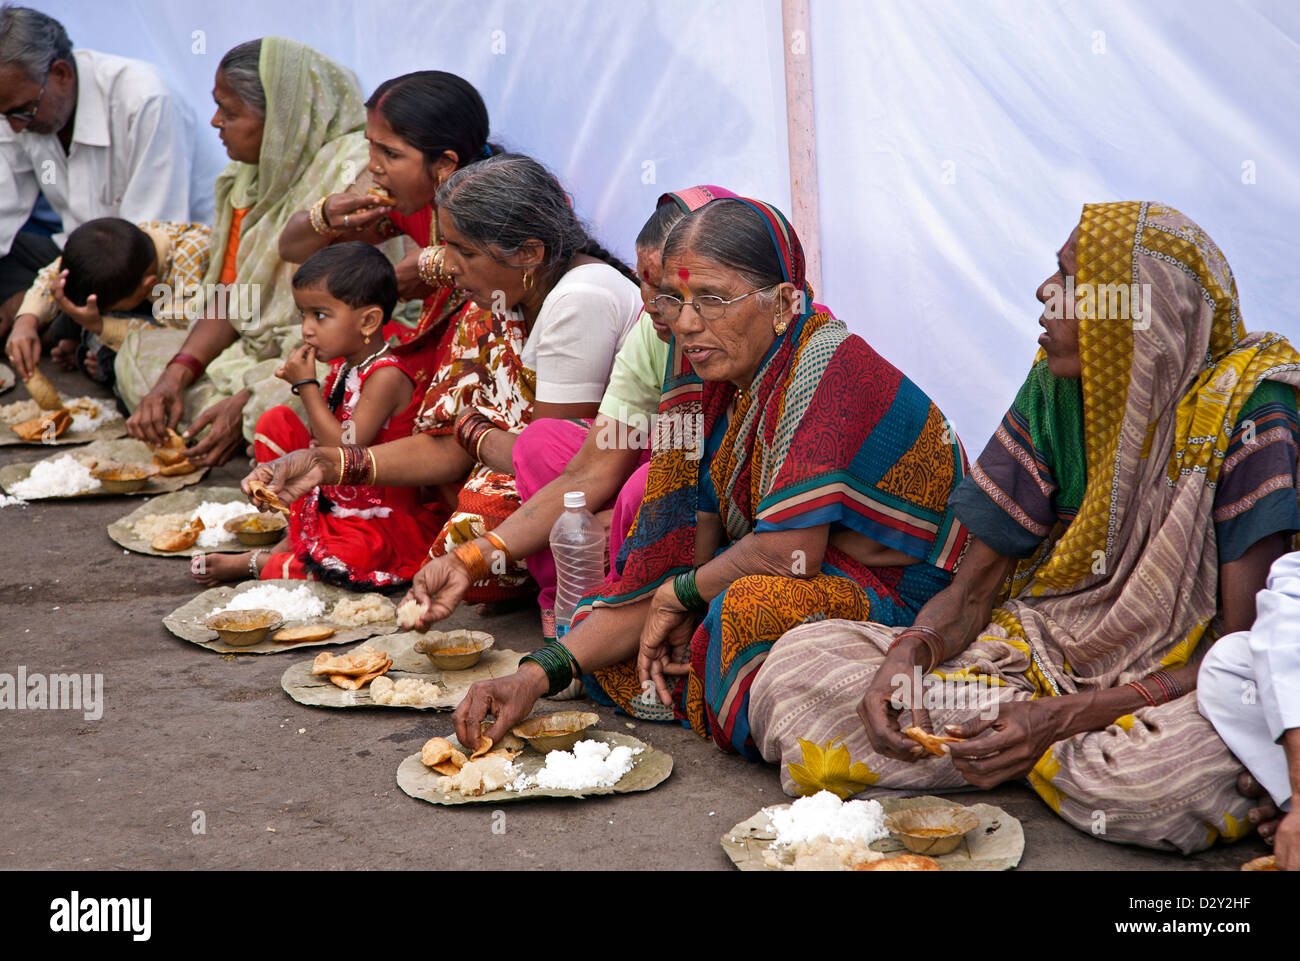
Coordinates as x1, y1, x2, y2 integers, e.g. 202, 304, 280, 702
290, 378, 319, 396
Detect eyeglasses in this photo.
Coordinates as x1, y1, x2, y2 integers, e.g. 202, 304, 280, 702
3, 72, 48, 124
649, 284, 779, 322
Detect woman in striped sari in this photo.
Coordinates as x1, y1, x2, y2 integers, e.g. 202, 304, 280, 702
751, 201, 1300, 853
452, 197, 970, 759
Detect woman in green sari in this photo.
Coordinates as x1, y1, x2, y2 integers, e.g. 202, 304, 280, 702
120, 37, 374, 466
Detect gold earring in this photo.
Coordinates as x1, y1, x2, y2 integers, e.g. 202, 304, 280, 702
774, 312, 789, 335
364, 334, 371, 345
522, 270, 534, 293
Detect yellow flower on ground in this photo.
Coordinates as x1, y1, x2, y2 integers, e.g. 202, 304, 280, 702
788, 734, 880, 799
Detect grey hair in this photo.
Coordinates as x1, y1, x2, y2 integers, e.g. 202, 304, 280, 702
0, 4, 73, 82
663, 199, 785, 293
218, 39, 265, 116
436, 153, 638, 285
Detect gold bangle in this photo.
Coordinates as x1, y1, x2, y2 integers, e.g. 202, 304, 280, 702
483, 530, 513, 568
365, 447, 378, 486
309, 197, 338, 238
336, 447, 346, 486
474, 426, 495, 464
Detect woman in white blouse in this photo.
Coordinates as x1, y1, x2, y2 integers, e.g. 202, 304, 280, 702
243, 153, 641, 602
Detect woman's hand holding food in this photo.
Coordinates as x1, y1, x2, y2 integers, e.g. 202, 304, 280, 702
403, 554, 472, 628
323, 192, 392, 235
127, 366, 188, 446
944, 699, 1061, 789
453, 667, 548, 753
241, 446, 334, 510
857, 635, 938, 762
638, 580, 695, 706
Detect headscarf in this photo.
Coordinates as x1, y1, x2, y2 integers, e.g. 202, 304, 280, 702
204, 37, 370, 357
579, 198, 968, 616
952, 201, 1300, 694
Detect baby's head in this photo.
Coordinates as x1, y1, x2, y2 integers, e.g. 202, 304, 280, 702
61, 218, 159, 312
291, 242, 398, 362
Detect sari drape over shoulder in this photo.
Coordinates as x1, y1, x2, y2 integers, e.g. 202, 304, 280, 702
752, 201, 1300, 853
115, 38, 373, 439
576, 198, 970, 756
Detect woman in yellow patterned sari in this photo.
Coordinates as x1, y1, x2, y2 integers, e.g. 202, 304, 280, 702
751, 201, 1300, 853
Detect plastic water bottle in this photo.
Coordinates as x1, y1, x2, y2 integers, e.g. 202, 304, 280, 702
549, 491, 607, 640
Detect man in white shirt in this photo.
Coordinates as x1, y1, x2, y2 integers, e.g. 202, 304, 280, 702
1199, 550, 1300, 869
0, 4, 203, 350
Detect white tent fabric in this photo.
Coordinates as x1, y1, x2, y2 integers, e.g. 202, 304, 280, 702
810, 0, 1300, 442
31, 0, 1299, 446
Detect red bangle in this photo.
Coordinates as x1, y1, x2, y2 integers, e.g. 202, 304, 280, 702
890, 626, 944, 673
1126, 680, 1157, 708
168, 352, 206, 380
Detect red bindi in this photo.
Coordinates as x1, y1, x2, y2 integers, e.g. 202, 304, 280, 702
677, 269, 690, 281
641, 269, 650, 282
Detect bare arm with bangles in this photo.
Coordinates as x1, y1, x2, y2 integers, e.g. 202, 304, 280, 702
404, 417, 646, 628
241, 432, 473, 507
447, 522, 832, 751
278, 193, 396, 264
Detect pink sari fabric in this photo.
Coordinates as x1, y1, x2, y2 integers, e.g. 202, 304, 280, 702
512, 417, 651, 613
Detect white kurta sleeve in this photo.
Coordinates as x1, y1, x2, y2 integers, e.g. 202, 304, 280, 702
0, 145, 40, 255
118, 94, 193, 226
1249, 551, 1300, 741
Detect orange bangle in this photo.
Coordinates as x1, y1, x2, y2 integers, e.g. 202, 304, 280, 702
483, 530, 513, 568
452, 541, 490, 582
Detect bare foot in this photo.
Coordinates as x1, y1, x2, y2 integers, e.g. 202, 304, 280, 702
192, 551, 264, 586
50, 338, 78, 371
1238, 772, 1282, 845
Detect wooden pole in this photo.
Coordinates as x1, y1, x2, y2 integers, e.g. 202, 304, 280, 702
781, 0, 823, 298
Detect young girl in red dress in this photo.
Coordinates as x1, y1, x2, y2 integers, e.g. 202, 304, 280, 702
195, 242, 445, 589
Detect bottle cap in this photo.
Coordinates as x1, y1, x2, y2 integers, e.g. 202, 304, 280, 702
563, 491, 587, 509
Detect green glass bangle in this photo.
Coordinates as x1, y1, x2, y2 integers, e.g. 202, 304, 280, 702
551, 639, 581, 676
673, 569, 707, 611
520, 643, 575, 697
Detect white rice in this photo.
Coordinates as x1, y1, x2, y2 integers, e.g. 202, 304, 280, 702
0, 493, 27, 508
511, 738, 643, 792
0, 397, 121, 432
0, 399, 39, 425
66, 398, 120, 433
370, 676, 441, 706
132, 501, 253, 548
211, 584, 325, 621
330, 593, 395, 627
10, 454, 101, 498
192, 501, 256, 548
764, 790, 888, 847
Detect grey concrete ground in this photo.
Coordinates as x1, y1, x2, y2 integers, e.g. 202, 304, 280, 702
0, 365, 1273, 871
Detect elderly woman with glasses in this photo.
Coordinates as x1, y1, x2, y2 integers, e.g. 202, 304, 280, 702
453, 197, 972, 760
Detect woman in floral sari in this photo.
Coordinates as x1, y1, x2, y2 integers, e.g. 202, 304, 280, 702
450, 197, 970, 758
245, 154, 641, 601
751, 201, 1300, 853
